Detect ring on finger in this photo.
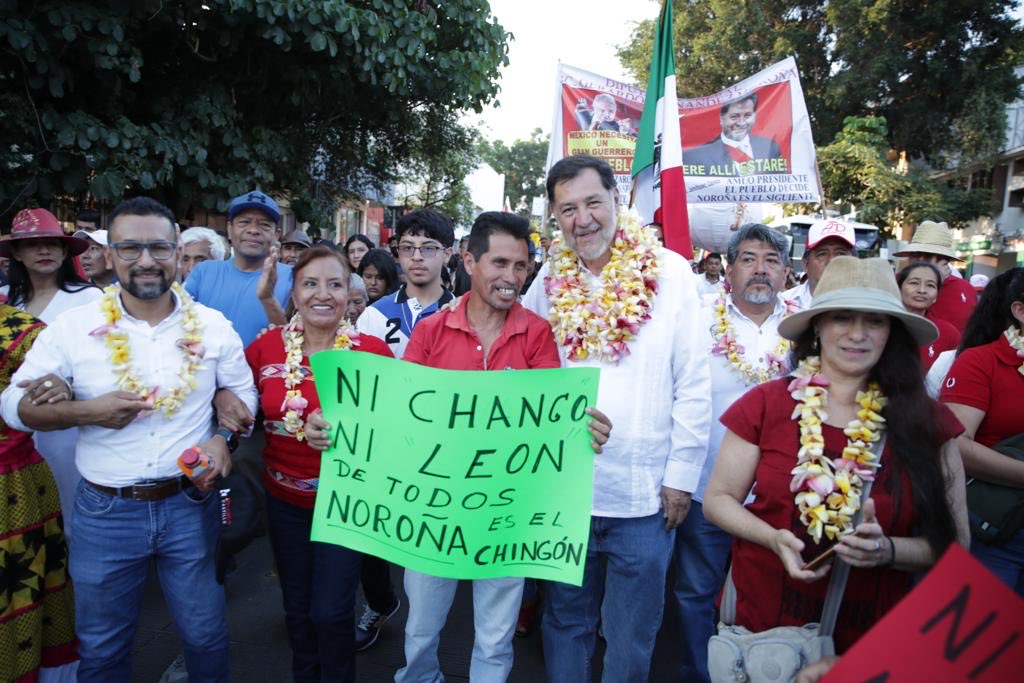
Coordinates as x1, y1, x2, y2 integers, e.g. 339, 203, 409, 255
43, 380, 53, 389
874, 539, 881, 552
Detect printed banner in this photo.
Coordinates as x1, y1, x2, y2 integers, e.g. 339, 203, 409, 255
547, 58, 820, 206
309, 351, 600, 585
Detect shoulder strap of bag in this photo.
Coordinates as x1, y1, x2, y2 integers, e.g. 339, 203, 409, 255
720, 434, 887, 632
818, 433, 886, 636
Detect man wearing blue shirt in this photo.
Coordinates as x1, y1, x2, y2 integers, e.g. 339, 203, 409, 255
185, 190, 291, 347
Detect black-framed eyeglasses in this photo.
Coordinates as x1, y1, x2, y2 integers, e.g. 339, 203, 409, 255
397, 244, 443, 258
108, 241, 177, 261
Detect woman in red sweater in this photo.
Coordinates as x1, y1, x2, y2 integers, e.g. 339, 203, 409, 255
246, 246, 391, 682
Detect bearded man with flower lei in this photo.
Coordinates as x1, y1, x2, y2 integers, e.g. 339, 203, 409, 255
0, 197, 258, 681
704, 256, 970, 653
521, 155, 711, 681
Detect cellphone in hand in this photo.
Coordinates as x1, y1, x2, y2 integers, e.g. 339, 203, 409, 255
801, 544, 837, 571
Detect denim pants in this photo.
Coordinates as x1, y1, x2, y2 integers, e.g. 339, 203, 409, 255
265, 492, 363, 683
542, 512, 674, 683
395, 570, 524, 683
972, 528, 1024, 595
671, 501, 732, 683
69, 480, 228, 683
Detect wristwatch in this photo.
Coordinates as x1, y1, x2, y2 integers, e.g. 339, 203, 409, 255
215, 426, 240, 453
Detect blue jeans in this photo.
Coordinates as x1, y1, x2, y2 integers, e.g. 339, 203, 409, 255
69, 480, 228, 683
396, 571, 523, 683
266, 492, 363, 682
671, 501, 732, 683
972, 528, 1024, 595
542, 512, 674, 683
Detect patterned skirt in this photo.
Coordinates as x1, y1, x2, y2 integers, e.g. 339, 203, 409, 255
0, 453, 77, 681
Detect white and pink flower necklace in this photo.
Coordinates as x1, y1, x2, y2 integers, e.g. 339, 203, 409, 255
1005, 325, 1024, 377
281, 313, 359, 440
92, 283, 205, 418
788, 356, 887, 544
544, 218, 660, 363
710, 292, 797, 385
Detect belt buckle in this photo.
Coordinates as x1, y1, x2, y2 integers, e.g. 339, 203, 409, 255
129, 479, 173, 499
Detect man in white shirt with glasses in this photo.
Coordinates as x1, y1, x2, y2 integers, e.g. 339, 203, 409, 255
1, 197, 257, 682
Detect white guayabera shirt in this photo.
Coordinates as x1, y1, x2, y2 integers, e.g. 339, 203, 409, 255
523, 248, 712, 518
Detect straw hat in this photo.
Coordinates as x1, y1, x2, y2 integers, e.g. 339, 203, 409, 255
892, 220, 961, 261
778, 256, 938, 344
0, 208, 89, 257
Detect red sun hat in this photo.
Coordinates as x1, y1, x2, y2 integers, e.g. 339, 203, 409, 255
0, 208, 89, 258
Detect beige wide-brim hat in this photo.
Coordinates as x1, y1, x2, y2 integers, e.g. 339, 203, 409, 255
892, 220, 962, 261
778, 256, 938, 345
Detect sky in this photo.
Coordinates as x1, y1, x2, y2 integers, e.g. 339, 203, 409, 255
465, 0, 662, 145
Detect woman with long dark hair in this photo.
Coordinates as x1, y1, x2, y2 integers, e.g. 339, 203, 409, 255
896, 262, 960, 371
0, 208, 98, 320
705, 257, 968, 652
0, 209, 101, 538
343, 234, 375, 273
356, 248, 400, 303
941, 267, 1024, 593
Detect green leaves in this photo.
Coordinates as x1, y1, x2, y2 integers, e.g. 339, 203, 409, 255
0, 0, 509, 216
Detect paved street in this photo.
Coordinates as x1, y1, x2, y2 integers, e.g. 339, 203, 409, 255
131, 432, 683, 682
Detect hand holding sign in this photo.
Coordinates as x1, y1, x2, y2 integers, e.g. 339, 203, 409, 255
308, 351, 600, 585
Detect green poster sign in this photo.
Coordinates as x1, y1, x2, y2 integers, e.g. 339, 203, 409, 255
309, 351, 600, 586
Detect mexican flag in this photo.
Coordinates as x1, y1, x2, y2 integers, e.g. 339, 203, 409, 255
630, 0, 691, 257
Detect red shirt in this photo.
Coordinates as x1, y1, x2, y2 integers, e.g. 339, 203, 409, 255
919, 318, 961, 372
720, 378, 962, 652
927, 276, 977, 332
941, 335, 1024, 448
245, 327, 392, 507
403, 293, 560, 371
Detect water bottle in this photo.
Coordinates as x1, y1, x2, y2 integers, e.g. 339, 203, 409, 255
177, 446, 212, 481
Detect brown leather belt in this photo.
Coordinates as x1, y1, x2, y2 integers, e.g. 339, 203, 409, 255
85, 476, 193, 501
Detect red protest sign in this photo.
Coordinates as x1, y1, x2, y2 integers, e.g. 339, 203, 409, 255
823, 544, 1024, 682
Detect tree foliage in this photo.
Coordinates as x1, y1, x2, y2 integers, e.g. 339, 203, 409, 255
397, 114, 479, 226
477, 128, 548, 216
816, 116, 993, 234
618, 0, 1022, 164
0, 0, 509, 222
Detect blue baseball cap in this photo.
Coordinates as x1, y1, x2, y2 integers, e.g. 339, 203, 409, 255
228, 190, 281, 223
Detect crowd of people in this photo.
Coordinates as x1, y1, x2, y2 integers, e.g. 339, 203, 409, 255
0, 154, 1020, 683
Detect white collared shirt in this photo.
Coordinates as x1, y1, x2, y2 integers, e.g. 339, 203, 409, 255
721, 133, 754, 160
696, 274, 726, 306
695, 293, 791, 502
782, 280, 812, 311
523, 249, 711, 518
0, 290, 257, 487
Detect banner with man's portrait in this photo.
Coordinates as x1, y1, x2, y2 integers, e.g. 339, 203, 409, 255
546, 58, 820, 206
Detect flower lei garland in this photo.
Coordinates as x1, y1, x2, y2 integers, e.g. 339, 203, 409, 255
281, 313, 359, 440
1005, 325, 1024, 377
544, 215, 660, 363
788, 356, 887, 544
92, 283, 205, 417
710, 293, 798, 385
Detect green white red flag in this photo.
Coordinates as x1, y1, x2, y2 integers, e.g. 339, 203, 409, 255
630, 0, 691, 256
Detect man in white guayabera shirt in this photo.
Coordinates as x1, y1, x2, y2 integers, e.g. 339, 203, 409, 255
522, 155, 711, 682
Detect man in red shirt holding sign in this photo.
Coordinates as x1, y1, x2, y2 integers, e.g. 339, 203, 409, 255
394, 211, 612, 682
